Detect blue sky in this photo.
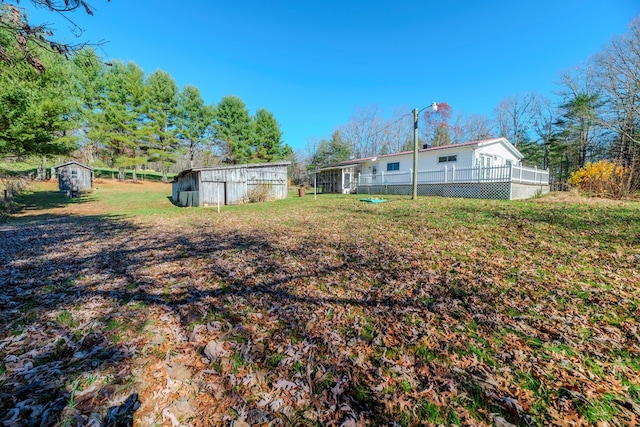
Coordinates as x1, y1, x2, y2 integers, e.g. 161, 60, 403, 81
25, 0, 640, 153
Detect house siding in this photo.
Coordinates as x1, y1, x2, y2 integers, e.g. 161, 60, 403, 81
472, 141, 521, 166
422, 148, 473, 169
315, 138, 549, 199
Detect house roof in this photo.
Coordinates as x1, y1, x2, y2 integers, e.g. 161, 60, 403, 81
54, 161, 93, 170
318, 137, 523, 170
175, 161, 291, 179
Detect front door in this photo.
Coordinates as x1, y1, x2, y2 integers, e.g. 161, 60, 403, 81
479, 155, 492, 179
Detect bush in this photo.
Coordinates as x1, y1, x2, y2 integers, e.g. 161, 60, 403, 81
568, 160, 630, 197
0, 175, 32, 222
247, 183, 273, 203
0, 175, 32, 198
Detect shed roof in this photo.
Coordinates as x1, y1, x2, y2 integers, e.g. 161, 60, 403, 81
175, 161, 290, 179
54, 161, 93, 171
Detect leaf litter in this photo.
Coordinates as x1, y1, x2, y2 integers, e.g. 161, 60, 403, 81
0, 183, 639, 426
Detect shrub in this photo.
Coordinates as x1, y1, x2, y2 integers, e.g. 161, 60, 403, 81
568, 160, 630, 197
0, 175, 32, 221
247, 183, 273, 203
0, 175, 31, 198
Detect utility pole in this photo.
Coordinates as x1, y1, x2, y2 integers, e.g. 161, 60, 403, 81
412, 108, 419, 200
412, 103, 437, 200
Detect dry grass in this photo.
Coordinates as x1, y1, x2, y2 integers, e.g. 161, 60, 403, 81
1, 183, 639, 426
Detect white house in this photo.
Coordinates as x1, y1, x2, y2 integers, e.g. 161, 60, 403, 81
315, 137, 549, 200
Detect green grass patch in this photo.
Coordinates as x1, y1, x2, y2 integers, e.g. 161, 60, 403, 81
56, 310, 79, 329
4, 180, 640, 426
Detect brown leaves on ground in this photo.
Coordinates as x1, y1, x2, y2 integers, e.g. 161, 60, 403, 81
0, 181, 639, 426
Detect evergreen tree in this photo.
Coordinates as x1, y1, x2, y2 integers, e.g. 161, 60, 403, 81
310, 130, 352, 168
72, 48, 108, 164
0, 26, 79, 159
517, 140, 545, 168
176, 85, 215, 168
213, 95, 254, 164
144, 69, 179, 182
554, 92, 600, 170
97, 61, 146, 180
253, 108, 291, 162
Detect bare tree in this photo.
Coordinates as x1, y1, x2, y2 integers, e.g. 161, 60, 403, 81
556, 62, 603, 170
420, 102, 453, 147
493, 92, 541, 147
593, 16, 640, 189
453, 112, 495, 143
531, 95, 555, 169
339, 104, 388, 158
381, 106, 413, 153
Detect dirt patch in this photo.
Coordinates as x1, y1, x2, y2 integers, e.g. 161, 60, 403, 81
536, 189, 639, 206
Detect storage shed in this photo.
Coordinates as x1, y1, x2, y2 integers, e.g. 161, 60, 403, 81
172, 161, 290, 207
54, 161, 93, 196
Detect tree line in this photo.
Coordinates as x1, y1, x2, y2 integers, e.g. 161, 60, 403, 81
307, 17, 640, 190
0, 3, 291, 181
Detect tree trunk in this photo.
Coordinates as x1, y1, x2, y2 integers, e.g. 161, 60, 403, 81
41, 155, 47, 180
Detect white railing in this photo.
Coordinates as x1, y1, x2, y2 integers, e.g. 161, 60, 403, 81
358, 165, 549, 186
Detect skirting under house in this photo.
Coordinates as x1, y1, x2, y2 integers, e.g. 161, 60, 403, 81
357, 181, 549, 200
354, 165, 550, 200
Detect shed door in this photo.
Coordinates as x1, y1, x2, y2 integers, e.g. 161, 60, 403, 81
214, 182, 225, 206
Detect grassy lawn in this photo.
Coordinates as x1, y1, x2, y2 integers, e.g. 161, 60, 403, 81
1, 181, 639, 426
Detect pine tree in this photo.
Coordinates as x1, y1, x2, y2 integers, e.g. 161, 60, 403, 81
213, 96, 254, 164
176, 85, 215, 168
144, 70, 179, 182
253, 108, 291, 162
0, 28, 79, 159
97, 61, 146, 180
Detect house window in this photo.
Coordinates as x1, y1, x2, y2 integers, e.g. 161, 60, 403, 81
71, 170, 78, 179
478, 154, 493, 168
386, 162, 399, 171
438, 155, 457, 163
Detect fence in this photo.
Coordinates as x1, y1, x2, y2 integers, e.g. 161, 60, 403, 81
358, 164, 549, 186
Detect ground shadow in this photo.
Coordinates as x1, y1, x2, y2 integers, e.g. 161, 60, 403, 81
8, 188, 94, 218
3, 197, 629, 425
0, 206, 516, 425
